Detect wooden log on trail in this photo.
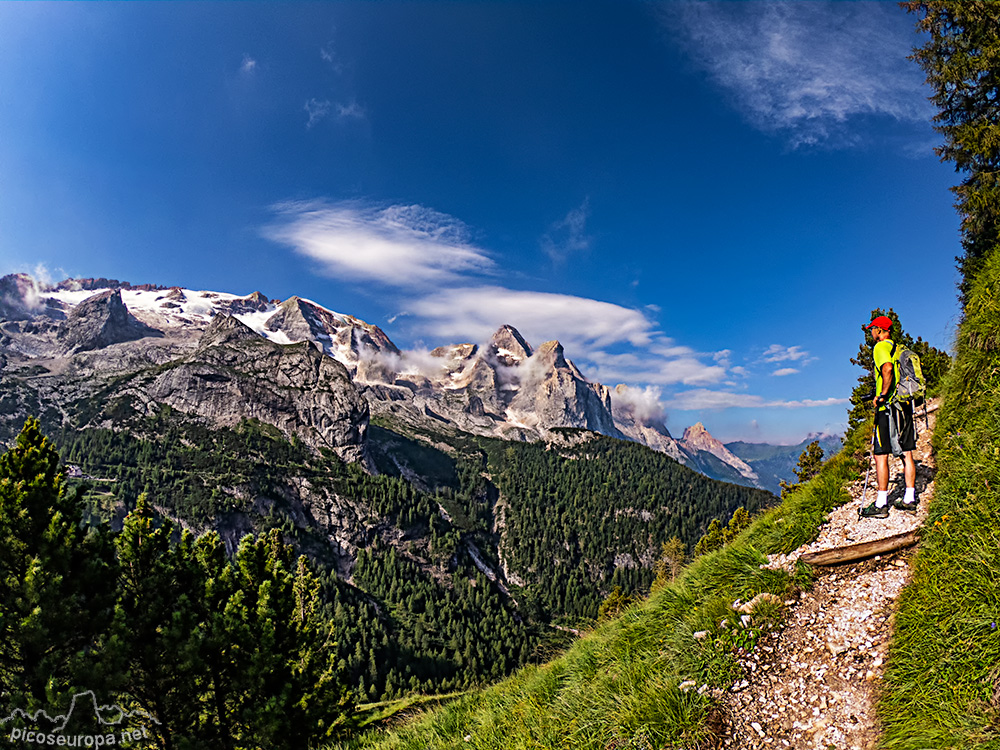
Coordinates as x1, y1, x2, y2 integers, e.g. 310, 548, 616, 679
800, 530, 920, 566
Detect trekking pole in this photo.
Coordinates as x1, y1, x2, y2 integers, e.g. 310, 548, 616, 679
859, 420, 876, 517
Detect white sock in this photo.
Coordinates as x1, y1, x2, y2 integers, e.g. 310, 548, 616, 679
876, 491, 888, 508
904, 487, 915, 503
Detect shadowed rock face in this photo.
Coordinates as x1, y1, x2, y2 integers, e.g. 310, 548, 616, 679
57, 289, 162, 353
141, 315, 370, 463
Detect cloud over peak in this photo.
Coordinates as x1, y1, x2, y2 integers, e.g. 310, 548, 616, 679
265, 201, 495, 287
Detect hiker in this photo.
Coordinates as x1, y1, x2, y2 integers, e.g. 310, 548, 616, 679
859, 315, 918, 518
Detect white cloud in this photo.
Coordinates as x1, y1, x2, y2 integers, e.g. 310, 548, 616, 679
761, 344, 810, 363
304, 98, 332, 128
663, 1, 933, 147
336, 101, 366, 120
772, 367, 799, 377
665, 389, 848, 411
407, 286, 657, 352
265, 201, 496, 288
264, 198, 844, 430
541, 198, 592, 262
586, 348, 725, 387
612, 384, 667, 423
321, 41, 338, 68
240, 53, 257, 74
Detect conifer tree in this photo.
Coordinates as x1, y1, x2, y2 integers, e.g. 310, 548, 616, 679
652, 537, 686, 588
0, 418, 114, 707
778, 441, 825, 498
904, 1, 1000, 298
202, 530, 354, 749
109, 496, 206, 749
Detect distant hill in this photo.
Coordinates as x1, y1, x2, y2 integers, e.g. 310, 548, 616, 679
725, 435, 843, 495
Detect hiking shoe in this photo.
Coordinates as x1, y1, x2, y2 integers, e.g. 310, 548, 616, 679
859, 502, 890, 519
893, 497, 919, 512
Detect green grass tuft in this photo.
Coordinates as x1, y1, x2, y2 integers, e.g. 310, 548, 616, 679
328, 424, 869, 749
879, 247, 1000, 750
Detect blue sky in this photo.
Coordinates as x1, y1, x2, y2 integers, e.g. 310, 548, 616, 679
0, 1, 961, 444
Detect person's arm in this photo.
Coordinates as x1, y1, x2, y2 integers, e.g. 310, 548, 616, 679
873, 360, 894, 408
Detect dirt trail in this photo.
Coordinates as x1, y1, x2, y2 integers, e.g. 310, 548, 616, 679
719, 400, 938, 749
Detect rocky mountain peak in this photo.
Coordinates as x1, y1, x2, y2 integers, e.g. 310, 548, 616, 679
679, 422, 759, 486
682, 422, 712, 444
198, 314, 261, 349
215, 290, 272, 315
489, 325, 532, 366
265, 296, 320, 341
56, 289, 161, 353
533, 340, 568, 370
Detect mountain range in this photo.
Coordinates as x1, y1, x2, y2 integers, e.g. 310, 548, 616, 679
0, 271, 792, 701
0, 272, 836, 490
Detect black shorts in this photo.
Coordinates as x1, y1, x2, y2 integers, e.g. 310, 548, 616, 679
874, 401, 916, 455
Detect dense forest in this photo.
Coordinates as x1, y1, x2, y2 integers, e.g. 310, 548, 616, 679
480, 432, 774, 622
1, 402, 774, 747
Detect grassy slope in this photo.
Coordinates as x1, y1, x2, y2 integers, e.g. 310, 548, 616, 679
880, 248, 1000, 749
329, 425, 869, 750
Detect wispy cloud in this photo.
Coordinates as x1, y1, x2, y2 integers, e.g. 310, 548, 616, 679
584, 347, 725, 387
407, 286, 657, 352
304, 98, 331, 128
772, 367, 799, 377
265, 201, 495, 287
336, 100, 366, 121
666, 389, 848, 411
541, 198, 592, 262
663, 1, 932, 148
320, 41, 341, 72
760, 344, 810, 363
265, 199, 843, 426
240, 53, 257, 75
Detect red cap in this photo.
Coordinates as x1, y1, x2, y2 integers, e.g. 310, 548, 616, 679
866, 315, 893, 330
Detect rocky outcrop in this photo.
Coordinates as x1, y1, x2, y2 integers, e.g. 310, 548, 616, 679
140, 314, 369, 463
216, 290, 271, 315
265, 296, 399, 377
489, 325, 532, 366
507, 339, 621, 436
57, 289, 162, 353
53, 278, 167, 292
679, 423, 760, 486
612, 386, 686, 463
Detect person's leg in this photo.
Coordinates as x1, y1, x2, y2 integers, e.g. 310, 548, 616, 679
875, 454, 889, 491
863, 409, 892, 516
904, 450, 916, 489
875, 454, 890, 506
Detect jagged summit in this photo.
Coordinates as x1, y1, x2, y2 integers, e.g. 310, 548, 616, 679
57, 289, 162, 353
0, 274, 771, 490
533, 340, 569, 370
198, 313, 261, 349
682, 422, 714, 447
489, 324, 532, 366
